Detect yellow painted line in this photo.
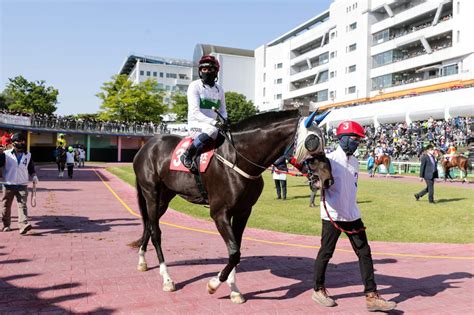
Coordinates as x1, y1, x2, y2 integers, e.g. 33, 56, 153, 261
95, 169, 474, 261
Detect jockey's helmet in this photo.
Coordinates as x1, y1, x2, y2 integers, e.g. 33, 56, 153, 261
198, 55, 220, 72
68, 146, 74, 152
11, 132, 26, 142
336, 120, 365, 138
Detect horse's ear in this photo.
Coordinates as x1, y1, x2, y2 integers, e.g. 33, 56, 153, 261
304, 110, 331, 128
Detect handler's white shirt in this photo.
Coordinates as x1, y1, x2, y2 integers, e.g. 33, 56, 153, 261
320, 145, 361, 222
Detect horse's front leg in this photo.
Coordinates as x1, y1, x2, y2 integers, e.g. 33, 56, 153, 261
208, 212, 246, 304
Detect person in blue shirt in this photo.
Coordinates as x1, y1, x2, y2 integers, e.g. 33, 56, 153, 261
367, 151, 375, 177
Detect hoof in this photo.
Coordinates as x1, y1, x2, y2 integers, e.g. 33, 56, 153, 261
163, 280, 176, 292
137, 263, 148, 272
207, 277, 221, 294
230, 291, 246, 304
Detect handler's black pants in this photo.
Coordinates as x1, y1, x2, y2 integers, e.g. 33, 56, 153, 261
314, 219, 376, 294
274, 179, 287, 199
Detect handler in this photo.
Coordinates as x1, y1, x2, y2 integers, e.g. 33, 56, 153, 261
311, 121, 396, 312
0, 132, 38, 234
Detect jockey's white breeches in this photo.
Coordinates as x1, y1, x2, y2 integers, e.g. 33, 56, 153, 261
188, 121, 219, 140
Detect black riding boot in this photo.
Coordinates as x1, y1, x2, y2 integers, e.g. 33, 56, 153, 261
180, 143, 198, 170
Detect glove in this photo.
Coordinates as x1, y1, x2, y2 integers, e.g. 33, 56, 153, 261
215, 119, 230, 131
32, 175, 39, 184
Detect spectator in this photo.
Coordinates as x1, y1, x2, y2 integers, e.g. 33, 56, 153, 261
367, 152, 375, 177
0, 132, 38, 235
78, 146, 86, 168
272, 155, 288, 200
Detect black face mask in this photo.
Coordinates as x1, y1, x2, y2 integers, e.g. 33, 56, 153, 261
201, 72, 217, 86
13, 142, 26, 152
339, 136, 359, 156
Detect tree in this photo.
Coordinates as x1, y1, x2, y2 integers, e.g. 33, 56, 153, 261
3, 76, 58, 114
0, 93, 13, 110
170, 93, 188, 122
225, 91, 258, 123
96, 75, 166, 123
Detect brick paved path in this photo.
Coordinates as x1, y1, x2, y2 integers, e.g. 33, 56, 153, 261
0, 165, 472, 314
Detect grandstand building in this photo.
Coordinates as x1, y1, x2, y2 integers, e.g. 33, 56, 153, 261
193, 44, 255, 102
255, 0, 474, 127
119, 54, 193, 106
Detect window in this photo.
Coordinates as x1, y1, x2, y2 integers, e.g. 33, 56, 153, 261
275, 94, 282, 100
457, 30, 460, 43
330, 51, 337, 59
263, 88, 266, 97
330, 90, 336, 100
153, 72, 157, 77
349, 22, 357, 31
312, 89, 328, 102
372, 51, 393, 68
457, 1, 460, 14
140, 70, 144, 76
346, 86, 356, 94
157, 83, 164, 89
146, 71, 151, 76
347, 43, 357, 52
317, 70, 329, 83
330, 31, 337, 39
371, 74, 392, 90
373, 29, 389, 45
443, 64, 458, 76
263, 73, 266, 82
275, 78, 283, 84
319, 52, 329, 64
347, 65, 356, 73
275, 63, 283, 69
160, 72, 164, 78
330, 71, 337, 78
179, 74, 188, 79
165, 85, 171, 91
166, 73, 177, 79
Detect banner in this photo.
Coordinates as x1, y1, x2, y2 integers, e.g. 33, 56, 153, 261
0, 114, 31, 126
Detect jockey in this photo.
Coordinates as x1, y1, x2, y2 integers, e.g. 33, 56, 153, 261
180, 55, 228, 171
446, 143, 457, 161
56, 133, 66, 148
374, 143, 384, 159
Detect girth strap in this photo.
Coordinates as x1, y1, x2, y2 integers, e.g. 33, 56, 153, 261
214, 153, 261, 180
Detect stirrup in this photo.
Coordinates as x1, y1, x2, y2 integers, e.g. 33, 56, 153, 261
180, 154, 197, 172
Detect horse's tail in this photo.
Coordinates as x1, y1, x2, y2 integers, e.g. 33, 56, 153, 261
127, 181, 148, 248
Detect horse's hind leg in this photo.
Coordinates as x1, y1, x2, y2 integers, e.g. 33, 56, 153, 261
142, 183, 177, 292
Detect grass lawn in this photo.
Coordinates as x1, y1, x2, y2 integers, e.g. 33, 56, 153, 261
107, 165, 474, 244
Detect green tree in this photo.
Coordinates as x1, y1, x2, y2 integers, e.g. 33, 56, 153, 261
3, 76, 58, 114
96, 75, 166, 123
0, 93, 13, 110
170, 93, 188, 122
225, 91, 258, 123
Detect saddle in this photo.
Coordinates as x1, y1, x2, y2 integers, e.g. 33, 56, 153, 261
170, 138, 215, 173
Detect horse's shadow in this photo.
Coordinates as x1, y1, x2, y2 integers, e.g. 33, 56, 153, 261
167, 255, 471, 304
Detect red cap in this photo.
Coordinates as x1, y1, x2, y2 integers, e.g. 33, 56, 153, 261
198, 55, 220, 72
336, 120, 365, 138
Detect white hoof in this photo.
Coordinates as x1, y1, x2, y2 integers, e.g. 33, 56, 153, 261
230, 291, 246, 304
137, 263, 148, 272
163, 280, 176, 292
207, 277, 221, 294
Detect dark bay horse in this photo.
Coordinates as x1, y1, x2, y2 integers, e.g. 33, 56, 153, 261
131, 110, 333, 303
374, 154, 391, 177
55, 146, 66, 177
441, 155, 472, 182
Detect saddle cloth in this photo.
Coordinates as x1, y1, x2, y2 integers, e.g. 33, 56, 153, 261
169, 138, 214, 173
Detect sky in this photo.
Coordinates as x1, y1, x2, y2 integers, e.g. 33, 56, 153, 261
1, 0, 332, 115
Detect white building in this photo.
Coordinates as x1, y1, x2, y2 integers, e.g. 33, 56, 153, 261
255, 0, 474, 127
119, 54, 193, 106
194, 44, 255, 103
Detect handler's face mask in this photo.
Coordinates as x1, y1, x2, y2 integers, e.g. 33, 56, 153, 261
13, 141, 26, 152
200, 67, 217, 86
339, 136, 360, 156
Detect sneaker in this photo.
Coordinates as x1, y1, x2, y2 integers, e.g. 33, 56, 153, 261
366, 292, 396, 312
414, 193, 419, 201
2, 226, 11, 232
19, 223, 32, 235
309, 203, 316, 207
311, 288, 337, 307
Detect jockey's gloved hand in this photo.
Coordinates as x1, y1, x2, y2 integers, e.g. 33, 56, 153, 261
215, 119, 230, 131
32, 175, 39, 184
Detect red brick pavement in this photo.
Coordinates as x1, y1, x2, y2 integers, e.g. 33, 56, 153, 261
0, 164, 473, 314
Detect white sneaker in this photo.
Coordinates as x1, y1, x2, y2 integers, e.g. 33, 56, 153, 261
312, 288, 337, 307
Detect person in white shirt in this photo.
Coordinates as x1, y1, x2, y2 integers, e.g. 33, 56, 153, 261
0, 132, 38, 234
66, 146, 75, 179
311, 121, 396, 312
78, 146, 86, 168
180, 55, 228, 172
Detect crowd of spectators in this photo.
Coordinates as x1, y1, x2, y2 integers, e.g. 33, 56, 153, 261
0, 109, 169, 135
326, 116, 472, 161
389, 14, 452, 41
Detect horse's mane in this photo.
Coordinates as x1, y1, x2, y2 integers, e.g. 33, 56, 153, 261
231, 110, 299, 132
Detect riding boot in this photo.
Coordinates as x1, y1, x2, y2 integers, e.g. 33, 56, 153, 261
180, 143, 198, 170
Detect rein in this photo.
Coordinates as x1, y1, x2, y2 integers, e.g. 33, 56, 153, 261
30, 181, 37, 207
321, 189, 366, 235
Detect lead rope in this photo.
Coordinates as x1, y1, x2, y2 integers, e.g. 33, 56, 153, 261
321, 189, 366, 235
30, 181, 37, 207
